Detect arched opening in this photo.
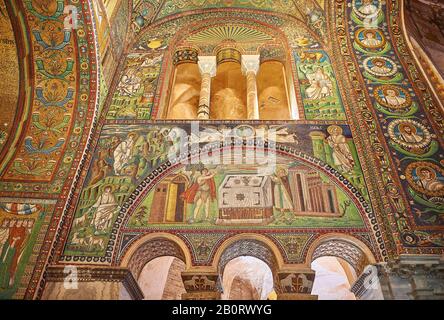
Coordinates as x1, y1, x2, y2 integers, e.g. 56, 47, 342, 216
214, 236, 282, 300
222, 256, 275, 300
122, 234, 190, 275
306, 234, 377, 300
164, 53, 298, 120
137, 256, 186, 300
311, 256, 357, 300
167, 59, 201, 119
211, 59, 248, 120
120, 235, 191, 300
257, 61, 291, 120
158, 20, 303, 120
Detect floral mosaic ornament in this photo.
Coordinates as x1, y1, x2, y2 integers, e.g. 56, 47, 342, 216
0, 0, 99, 195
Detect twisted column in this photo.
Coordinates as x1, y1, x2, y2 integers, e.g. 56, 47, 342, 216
197, 56, 217, 119
241, 55, 261, 120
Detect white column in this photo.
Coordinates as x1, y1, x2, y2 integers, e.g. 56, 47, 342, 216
197, 56, 217, 120
241, 55, 260, 120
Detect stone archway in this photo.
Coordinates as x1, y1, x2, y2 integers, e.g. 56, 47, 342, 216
138, 256, 187, 300
310, 257, 357, 300
217, 238, 281, 295
119, 233, 192, 300
217, 239, 280, 280
306, 233, 377, 300
211, 234, 309, 300
120, 233, 191, 280
222, 256, 275, 300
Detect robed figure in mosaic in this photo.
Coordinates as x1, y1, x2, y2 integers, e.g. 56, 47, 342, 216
0, 219, 31, 288
181, 168, 217, 223
326, 126, 355, 174
88, 186, 119, 233
271, 168, 294, 213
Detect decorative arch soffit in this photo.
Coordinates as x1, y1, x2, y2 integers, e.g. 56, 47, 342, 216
125, 237, 187, 279
150, 0, 324, 22
216, 239, 279, 275
215, 238, 281, 292
0, 0, 100, 299
108, 143, 387, 265
155, 17, 305, 77
130, 8, 326, 51
326, 0, 444, 253
306, 233, 377, 275
0, 1, 100, 192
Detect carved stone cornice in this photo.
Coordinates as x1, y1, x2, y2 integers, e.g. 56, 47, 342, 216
44, 266, 144, 300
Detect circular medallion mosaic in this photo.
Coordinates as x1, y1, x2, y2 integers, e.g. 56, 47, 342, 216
387, 119, 432, 152
374, 85, 412, 111
406, 162, 444, 197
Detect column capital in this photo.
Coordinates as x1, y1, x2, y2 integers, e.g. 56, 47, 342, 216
241, 54, 260, 75
276, 270, 318, 300
198, 56, 217, 77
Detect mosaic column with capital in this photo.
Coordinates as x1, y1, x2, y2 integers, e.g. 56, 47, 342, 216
241, 55, 261, 120
197, 56, 217, 120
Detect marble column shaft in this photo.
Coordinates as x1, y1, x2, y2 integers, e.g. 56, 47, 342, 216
241, 55, 261, 120
197, 56, 217, 120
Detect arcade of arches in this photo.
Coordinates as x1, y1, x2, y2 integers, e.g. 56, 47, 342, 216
0, 0, 443, 300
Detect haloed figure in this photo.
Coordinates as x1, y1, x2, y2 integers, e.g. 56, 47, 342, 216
362, 30, 382, 47
0, 219, 31, 288
89, 185, 119, 233
382, 89, 406, 107
326, 125, 355, 173
305, 67, 333, 100
416, 167, 444, 193
271, 168, 294, 213
370, 58, 391, 74
359, 0, 378, 15
399, 123, 423, 144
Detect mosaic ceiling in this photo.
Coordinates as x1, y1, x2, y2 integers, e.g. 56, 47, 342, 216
157, 0, 304, 20
131, 0, 325, 35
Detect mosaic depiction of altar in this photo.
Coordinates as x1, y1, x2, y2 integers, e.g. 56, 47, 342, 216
126, 159, 364, 228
